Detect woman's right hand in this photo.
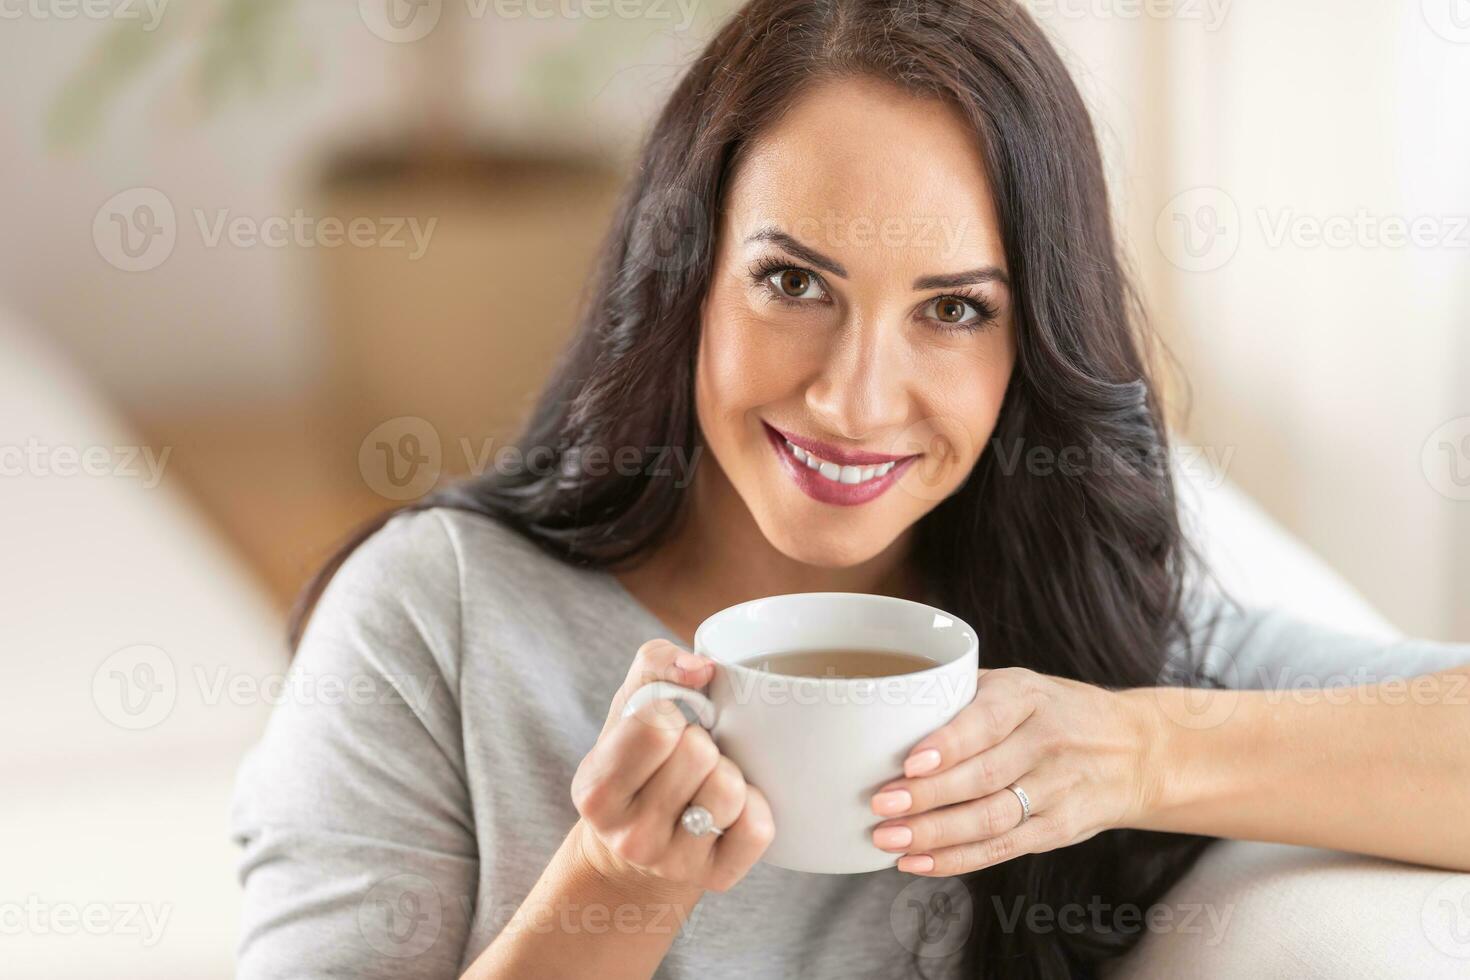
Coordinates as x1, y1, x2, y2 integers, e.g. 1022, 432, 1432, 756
570, 639, 775, 899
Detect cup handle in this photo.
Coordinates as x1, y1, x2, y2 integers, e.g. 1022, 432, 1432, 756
620, 681, 718, 730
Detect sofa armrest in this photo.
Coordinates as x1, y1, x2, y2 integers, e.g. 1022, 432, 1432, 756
1108, 840, 1470, 978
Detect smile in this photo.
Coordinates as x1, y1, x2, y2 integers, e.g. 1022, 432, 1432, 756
783, 440, 896, 484
762, 421, 919, 507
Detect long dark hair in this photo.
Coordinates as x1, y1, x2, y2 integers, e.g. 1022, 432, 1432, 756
293, 1, 1218, 974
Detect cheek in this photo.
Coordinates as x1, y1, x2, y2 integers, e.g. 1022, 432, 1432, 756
697, 294, 809, 423
918, 329, 1015, 466
963, 346, 1013, 435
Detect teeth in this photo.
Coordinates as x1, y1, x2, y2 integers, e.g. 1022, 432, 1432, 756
783, 438, 898, 485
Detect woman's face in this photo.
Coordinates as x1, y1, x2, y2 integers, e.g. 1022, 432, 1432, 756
694, 76, 1018, 568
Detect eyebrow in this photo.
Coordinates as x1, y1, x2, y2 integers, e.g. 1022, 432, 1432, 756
743, 225, 1010, 291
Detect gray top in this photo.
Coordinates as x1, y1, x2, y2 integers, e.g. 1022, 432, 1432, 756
229, 508, 1468, 979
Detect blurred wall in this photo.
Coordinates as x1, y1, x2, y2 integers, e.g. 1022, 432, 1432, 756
0, 3, 717, 411
1122, 2, 1469, 641
1, 0, 1465, 640
1027, 2, 1470, 640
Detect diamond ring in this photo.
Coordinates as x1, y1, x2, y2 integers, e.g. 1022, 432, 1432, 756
680, 804, 724, 838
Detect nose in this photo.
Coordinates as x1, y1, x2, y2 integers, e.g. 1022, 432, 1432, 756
803, 316, 910, 443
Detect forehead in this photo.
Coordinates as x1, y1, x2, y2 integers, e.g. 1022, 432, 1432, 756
722, 76, 1006, 272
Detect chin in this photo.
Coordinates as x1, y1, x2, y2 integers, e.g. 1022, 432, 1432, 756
751, 504, 902, 570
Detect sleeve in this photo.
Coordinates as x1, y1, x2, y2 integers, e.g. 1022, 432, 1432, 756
230, 509, 478, 979
1169, 584, 1470, 691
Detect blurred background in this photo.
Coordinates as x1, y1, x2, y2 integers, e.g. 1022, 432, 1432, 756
2, 1, 1467, 976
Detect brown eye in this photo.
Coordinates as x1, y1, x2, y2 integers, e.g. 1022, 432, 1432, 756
924, 294, 990, 328
761, 266, 827, 302
934, 297, 967, 323
777, 269, 812, 296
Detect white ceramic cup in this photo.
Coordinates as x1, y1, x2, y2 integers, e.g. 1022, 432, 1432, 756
620, 592, 979, 874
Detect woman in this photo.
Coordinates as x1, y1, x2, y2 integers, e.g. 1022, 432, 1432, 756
231, 1, 1470, 977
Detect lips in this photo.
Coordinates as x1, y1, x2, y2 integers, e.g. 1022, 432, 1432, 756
762, 421, 919, 507
780, 436, 898, 485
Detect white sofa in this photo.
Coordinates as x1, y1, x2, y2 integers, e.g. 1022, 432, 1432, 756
0, 310, 286, 979
2, 306, 1465, 977
1110, 458, 1470, 977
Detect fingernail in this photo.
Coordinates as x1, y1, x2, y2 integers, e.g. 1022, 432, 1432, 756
904, 748, 941, 776
898, 854, 935, 873
873, 825, 913, 849
872, 789, 911, 815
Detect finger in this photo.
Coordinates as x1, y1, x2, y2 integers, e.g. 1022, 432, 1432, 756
705, 783, 775, 892
632, 724, 723, 846
685, 757, 747, 841
901, 668, 1041, 778
896, 809, 1063, 876
582, 698, 692, 811
605, 639, 714, 732
873, 770, 1053, 854
663, 756, 748, 876
874, 719, 1040, 817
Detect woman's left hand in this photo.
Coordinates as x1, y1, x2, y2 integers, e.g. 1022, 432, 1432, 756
870, 667, 1158, 875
